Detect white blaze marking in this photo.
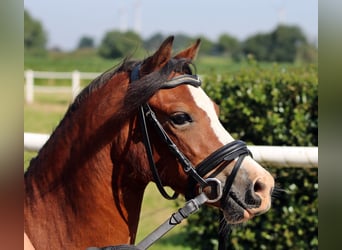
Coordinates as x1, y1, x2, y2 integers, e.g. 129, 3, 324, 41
188, 85, 234, 144
187, 87, 273, 193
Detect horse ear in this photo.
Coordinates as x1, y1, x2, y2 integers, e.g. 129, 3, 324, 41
174, 39, 201, 60
141, 36, 174, 74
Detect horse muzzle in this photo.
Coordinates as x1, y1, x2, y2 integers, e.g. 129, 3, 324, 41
186, 141, 274, 224
218, 156, 275, 224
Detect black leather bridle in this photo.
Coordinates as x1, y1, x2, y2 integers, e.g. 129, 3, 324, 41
86, 60, 255, 250
130, 62, 252, 203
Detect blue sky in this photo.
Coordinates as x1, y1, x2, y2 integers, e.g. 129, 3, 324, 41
24, 0, 318, 51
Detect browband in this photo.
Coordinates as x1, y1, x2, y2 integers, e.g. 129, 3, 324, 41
161, 75, 201, 89
130, 62, 201, 90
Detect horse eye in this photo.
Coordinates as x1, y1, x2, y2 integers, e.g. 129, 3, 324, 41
170, 113, 193, 125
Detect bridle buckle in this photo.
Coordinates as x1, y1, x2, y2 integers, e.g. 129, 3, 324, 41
199, 178, 223, 203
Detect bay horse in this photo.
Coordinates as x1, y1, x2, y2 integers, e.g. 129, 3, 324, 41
24, 36, 274, 249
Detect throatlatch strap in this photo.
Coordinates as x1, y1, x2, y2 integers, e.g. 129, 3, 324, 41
138, 105, 179, 200
142, 104, 209, 188
130, 62, 208, 199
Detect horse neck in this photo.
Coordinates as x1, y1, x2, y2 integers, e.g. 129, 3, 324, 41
24, 72, 148, 247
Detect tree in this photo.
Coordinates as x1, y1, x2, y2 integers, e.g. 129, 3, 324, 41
243, 33, 272, 61
296, 43, 318, 63
269, 25, 307, 62
143, 33, 165, 51
196, 35, 215, 56
77, 36, 95, 49
216, 33, 241, 60
242, 25, 308, 62
24, 10, 47, 54
98, 30, 142, 59
173, 33, 193, 51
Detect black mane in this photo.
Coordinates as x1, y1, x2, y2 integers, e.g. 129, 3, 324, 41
69, 57, 195, 118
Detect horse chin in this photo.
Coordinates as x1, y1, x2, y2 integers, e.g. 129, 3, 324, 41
222, 209, 254, 225
221, 196, 254, 225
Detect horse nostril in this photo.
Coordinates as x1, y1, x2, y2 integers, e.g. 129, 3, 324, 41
253, 179, 266, 194
244, 179, 267, 207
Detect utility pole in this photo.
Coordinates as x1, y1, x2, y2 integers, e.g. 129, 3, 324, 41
119, 5, 127, 32
133, 0, 142, 34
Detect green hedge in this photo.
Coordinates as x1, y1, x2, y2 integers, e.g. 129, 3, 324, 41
184, 63, 318, 249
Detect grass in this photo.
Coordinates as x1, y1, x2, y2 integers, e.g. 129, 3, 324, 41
24, 93, 70, 169
25, 49, 119, 72
24, 91, 191, 249
25, 51, 302, 90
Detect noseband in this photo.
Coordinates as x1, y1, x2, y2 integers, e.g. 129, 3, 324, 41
130, 62, 251, 202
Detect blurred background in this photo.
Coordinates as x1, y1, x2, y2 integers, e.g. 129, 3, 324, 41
24, 1, 318, 249
24, 0, 317, 62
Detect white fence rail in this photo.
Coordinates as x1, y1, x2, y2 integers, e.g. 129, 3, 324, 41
24, 70, 101, 103
24, 132, 318, 168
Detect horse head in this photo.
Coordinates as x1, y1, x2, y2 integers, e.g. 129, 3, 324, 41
124, 36, 275, 225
